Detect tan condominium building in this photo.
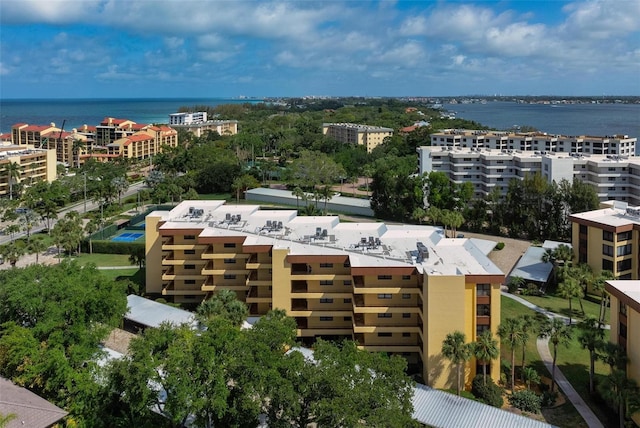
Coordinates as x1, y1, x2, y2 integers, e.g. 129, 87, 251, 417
323, 123, 393, 153
605, 280, 640, 425
430, 129, 636, 156
106, 126, 178, 160
95, 117, 145, 146
10, 123, 91, 166
418, 146, 640, 204
169, 112, 239, 138
146, 200, 504, 389
0, 145, 56, 197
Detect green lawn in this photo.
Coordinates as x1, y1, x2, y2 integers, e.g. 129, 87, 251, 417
69, 253, 133, 267
500, 296, 617, 427
516, 292, 610, 326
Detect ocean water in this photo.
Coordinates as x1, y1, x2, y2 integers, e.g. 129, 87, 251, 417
0, 98, 260, 134
446, 101, 639, 139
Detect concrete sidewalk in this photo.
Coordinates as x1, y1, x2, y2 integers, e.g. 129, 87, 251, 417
502, 292, 606, 428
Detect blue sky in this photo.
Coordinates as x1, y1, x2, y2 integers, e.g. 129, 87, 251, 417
1, 0, 639, 98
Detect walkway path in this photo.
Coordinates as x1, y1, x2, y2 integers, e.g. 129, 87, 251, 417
502, 292, 605, 428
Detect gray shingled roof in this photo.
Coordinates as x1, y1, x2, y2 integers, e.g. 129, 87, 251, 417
0, 377, 68, 428
412, 384, 555, 428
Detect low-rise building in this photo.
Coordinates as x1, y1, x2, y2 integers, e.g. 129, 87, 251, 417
107, 126, 178, 160
418, 146, 640, 203
169, 112, 238, 137
604, 280, 640, 426
323, 123, 393, 153
169, 111, 208, 125
145, 200, 504, 389
0, 145, 56, 198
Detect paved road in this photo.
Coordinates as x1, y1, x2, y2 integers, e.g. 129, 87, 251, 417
503, 292, 606, 428
0, 182, 147, 246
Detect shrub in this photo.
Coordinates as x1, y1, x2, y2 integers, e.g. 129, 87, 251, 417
507, 281, 519, 293
508, 390, 542, 413
471, 375, 504, 408
541, 390, 558, 408
494, 242, 505, 251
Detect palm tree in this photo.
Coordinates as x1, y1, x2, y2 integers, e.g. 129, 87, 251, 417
497, 317, 525, 391
521, 367, 540, 391
27, 235, 48, 264
598, 370, 639, 428
5, 224, 20, 242
518, 314, 537, 380
592, 270, 615, 328
196, 289, 248, 327
577, 316, 605, 394
598, 342, 628, 374
0, 241, 25, 267
441, 331, 472, 396
292, 186, 305, 211
320, 185, 334, 215
362, 164, 373, 197
3, 161, 22, 200
507, 275, 525, 293
473, 330, 499, 385
72, 138, 86, 169
84, 217, 100, 254
111, 176, 129, 206
0, 412, 17, 428
557, 275, 582, 325
19, 209, 38, 243
542, 244, 574, 288
538, 317, 573, 392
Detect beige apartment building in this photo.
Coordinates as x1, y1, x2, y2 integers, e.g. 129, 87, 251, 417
10, 123, 90, 165
419, 146, 640, 203
107, 126, 178, 160
323, 123, 393, 153
0, 145, 56, 197
146, 200, 504, 389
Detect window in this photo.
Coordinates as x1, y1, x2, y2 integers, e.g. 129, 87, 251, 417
476, 324, 489, 336
223, 258, 236, 264
319, 263, 333, 268
184, 264, 196, 270
320, 298, 334, 303
617, 259, 632, 272
579, 225, 587, 234
320, 280, 333, 286
343, 298, 352, 303
184, 295, 196, 300
378, 313, 392, 318
603, 245, 614, 256
319, 316, 334, 321
377, 294, 392, 299
377, 332, 392, 337
402, 313, 411, 318
476, 302, 492, 316
343, 316, 352, 321
620, 302, 627, 316
617, 231, 632, 241
402, 275, 411, 280
184, 280, 196, 285
617, 244, 633, 256
402, 332, 411, 337
184, 249, 196, 255
402, 293, 411, 299
602, 259, 614, 271
184, 235, 196, 240
223, 274, 236, 280
477, 284, 490, 296
620, 323, 627, 338
603, 231, 614, 241
343, 280, 352, 286
343, 262, 351, 268
378, 275, 392, 280
223, 243, 236, 248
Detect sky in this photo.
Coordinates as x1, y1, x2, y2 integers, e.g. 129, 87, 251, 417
0, 0, 639, 98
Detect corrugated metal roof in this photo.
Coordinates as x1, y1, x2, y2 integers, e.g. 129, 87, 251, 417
126, 295, 196, 329
412, 384, 555, 428
508, 246, 553, 283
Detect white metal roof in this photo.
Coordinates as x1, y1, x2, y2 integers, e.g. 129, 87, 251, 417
126, 295, 197, 329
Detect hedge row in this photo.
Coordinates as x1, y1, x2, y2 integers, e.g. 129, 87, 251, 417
82, 240, 144, 255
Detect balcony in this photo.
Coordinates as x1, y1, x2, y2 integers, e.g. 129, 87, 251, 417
246, 287, 272, 304
246, 254, 272, 270
201, 261, 249, 276
352, 295, 422, 313
201, 279, 247, 293
246, 271, 271, 287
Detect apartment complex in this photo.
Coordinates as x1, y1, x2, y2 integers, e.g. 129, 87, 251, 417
323, 123, 393, 153
106, 126, 178, 160
169, 112, 239, 138
604, 280, 640, 426
95, 117, 144, 146
418, 146, 640, 203
0, 145, 56, 197
10, 123, 93, 165
430, 129, 636, 155
146, 200, 504, 388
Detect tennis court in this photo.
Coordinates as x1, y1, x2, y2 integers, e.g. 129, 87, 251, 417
111, 232, 144, 242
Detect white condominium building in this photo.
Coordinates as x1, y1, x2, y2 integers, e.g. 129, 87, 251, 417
430, 129, 636, 156
418, 146, 640, 205
323, 123, 393, 153
169, 112, 208, 125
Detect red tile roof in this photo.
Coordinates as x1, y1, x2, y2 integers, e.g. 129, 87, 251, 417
22, 125, 56, 132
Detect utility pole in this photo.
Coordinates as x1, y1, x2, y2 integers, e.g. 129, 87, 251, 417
83, 171, 87, 213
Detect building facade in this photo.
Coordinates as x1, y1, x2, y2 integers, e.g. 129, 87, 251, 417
169, 118, 239, 138
430, 130, 636, 156
107, 126, 178, 160
169, 112, 207, 125
604, 280, 640, 425
323, 123, 394, 153
11, 123, 93, 165
0, 145, 56, 197
418, 146, 640, 203
146, 200, 504, 389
